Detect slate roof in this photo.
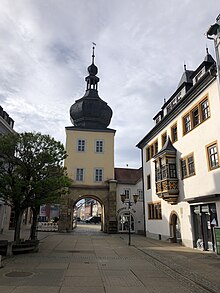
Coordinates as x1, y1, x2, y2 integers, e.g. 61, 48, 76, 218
153, 136, 177, 159
177, 69, 193, 88
114, 167, 142, 184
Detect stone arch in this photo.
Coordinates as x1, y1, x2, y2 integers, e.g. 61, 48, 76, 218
169, 211, 182, 243
59, 180, 117, 233
72, 194, 104, 231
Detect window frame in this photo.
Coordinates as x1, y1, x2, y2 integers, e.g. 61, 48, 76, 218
123, 188, 131, 200
146, 139, 158, 161
76, 168, 84, 182
137, 189, 143, 201
161, 131, 167, 147
94, 168, 104, 182
77, 139, 86, 152
171, 122, 178, 143
180, 153, 195, 179
147, 174, 151, 190
200, 98, 210, 121
182, 95, 210, 136
192, 106, 200, 128
183, 113, 191, 134
148, 202, 162, 220
206, 141, 219, 171
95, 140, 104, 153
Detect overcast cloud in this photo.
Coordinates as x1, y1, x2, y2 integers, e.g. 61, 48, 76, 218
0, 0, 219, 168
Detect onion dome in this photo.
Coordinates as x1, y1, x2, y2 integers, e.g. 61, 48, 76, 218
70, 46, 112, 129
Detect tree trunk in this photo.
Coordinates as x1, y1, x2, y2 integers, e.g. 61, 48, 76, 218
30, 207, 40, 240
14, 209, 24, 243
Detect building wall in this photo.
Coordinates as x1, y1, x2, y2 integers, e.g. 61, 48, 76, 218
0, 107, 15, 233
142, 76, 220, 248
116, 180, 144, 234
65, 128, 115, 185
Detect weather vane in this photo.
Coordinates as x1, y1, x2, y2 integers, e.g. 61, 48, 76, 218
92, 42, 96, 63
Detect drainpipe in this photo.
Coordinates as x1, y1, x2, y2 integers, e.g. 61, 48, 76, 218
141, 148, 146, 236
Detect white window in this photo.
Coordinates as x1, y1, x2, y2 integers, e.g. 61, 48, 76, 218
137, 189, 143, 201
95, 140, 104, 153
76, 168, 84, 181
95, 168, 103, 182
77, 139, 85, 152
124, 189, 130, 200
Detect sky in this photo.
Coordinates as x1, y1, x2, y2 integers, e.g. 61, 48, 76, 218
0, 1, 219, 168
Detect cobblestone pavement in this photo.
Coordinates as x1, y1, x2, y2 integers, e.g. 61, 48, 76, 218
0, 224, 220, 293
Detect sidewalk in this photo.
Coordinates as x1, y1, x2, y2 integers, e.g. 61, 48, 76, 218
0, 226, 219, 293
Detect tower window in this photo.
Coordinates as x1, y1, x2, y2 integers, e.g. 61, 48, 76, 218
95, 168, 103, 182
77, 139, 86, 152
95, 140, 104, 153
76, 168, 84, 181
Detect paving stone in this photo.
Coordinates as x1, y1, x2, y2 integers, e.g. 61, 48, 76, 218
101, 269, 144, 287
60, 287, 105, 293
0, 286, 16, 293
10, 286, 60, 293
65, 268, 101, 277
62, 276, 103, 287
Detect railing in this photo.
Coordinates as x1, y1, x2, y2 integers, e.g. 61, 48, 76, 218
37, 222, 58, 232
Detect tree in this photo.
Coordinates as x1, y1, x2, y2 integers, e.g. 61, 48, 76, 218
0, 132, 71, 242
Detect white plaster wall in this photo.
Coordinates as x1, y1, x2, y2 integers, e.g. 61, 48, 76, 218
116, 181, 144, 233
142, 79, 220, 247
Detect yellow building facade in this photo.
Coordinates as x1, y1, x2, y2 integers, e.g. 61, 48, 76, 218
59, 47, 118, 233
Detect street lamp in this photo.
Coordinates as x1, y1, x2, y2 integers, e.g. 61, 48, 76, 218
206, 14, 220, 86
120, 193, 139, 246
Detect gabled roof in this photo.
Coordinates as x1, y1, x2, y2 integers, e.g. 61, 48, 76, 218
177, 69, 194, 88
154, 136, 176, 159
114, 167, 142, 184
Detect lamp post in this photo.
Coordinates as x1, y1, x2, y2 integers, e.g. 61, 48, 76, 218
120, 193, 139, 245
206, 14, 220, 86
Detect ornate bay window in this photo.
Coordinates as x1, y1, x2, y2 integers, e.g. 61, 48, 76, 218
154, 137, 179, 205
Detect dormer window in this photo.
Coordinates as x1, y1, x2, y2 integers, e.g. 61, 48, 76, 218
193, 68, 206, 85
195, 70, 203, 82
156, 116, 161, 124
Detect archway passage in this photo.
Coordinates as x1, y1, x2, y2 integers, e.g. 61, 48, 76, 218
59, 181, 117, 234
73, 196, 103, 233
170, 212, 182, 243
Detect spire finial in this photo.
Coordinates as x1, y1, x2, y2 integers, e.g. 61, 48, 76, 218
206, 46, 209, 54
184, 62, 187, 71
92, 42, 96, 64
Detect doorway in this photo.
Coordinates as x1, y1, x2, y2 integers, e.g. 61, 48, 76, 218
118, 212, 135, 233
192, 203, 218, 251
170, 212, 181, 243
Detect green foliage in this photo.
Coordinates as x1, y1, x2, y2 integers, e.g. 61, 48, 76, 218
0, 132, 71, 211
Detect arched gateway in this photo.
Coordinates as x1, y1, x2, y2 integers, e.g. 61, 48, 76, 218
58, 46, 118, 233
